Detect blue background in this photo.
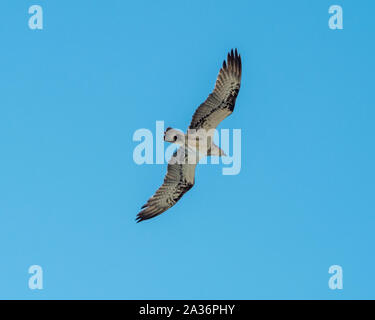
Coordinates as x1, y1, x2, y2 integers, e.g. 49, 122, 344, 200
1, 0, 374, 299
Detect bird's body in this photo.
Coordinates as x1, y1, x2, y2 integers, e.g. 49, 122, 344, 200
136, 49, 242, 222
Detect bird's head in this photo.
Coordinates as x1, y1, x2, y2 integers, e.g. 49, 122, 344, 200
164, 127, 185, 145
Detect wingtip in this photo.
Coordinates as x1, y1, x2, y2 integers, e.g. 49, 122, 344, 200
227, 48, 241, 62
136, 212, 155, 223
136, 213, 145, 223
222, 60, 227, 69
223, 48, 242, 71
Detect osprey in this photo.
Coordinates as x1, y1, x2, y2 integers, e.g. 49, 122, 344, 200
136, 49, 242, 222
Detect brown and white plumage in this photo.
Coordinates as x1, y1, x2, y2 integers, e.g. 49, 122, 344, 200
136, 49, 242, 222
189, 49, 242, 130
136, 147, 197, 222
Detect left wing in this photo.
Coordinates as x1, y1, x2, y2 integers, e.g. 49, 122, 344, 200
189, 49, 242, 130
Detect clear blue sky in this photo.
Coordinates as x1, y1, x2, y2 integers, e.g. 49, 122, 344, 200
1, 0, 374, 299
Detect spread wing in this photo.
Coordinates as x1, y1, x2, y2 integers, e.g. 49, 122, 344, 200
189, 49, 242, 130
136, 147, 197, 222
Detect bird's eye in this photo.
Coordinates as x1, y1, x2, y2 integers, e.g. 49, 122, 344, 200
173, 136, 178, 142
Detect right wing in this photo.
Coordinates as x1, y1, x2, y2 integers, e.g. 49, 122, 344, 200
136, 147, 197, 222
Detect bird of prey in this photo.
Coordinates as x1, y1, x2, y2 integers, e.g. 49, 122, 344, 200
136, 49, 242, 222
